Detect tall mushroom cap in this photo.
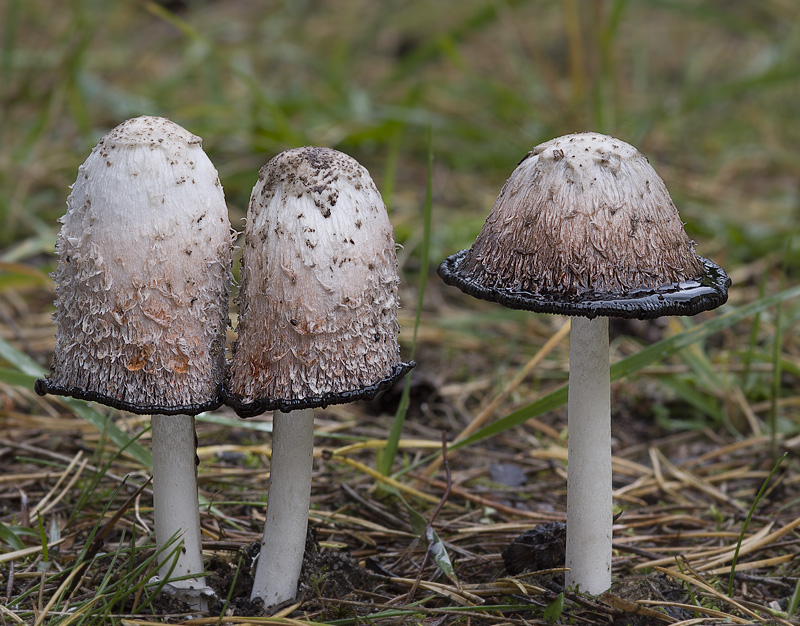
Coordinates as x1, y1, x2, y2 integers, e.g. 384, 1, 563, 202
439, 132, 730, 319
35, 116, 232, 415
226, 147, 413, 418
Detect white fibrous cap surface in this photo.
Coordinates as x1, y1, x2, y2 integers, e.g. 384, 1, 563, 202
460, 132, 703, 295
230, 147, 401, 403
47, 116, 232, 411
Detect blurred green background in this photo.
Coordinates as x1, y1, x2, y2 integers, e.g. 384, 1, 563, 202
1, 0, 798, 287
2, 4, 800, 618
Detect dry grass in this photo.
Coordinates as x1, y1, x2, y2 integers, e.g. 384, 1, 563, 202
2, 273, 800, 623
2, 0, 800, 623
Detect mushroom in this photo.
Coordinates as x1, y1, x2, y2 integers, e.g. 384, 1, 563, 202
438, 132, 730, 595
225, 146, 414, 605
35, 116, 232, 610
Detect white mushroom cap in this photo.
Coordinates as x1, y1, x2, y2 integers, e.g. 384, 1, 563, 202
439, 132, 729, 319
36, 116, 232, 414
466, 132, 703, 293
227, 147, 412, 416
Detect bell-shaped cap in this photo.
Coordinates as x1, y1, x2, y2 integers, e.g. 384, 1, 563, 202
226, 147, 413, 417
35, 116, 232, 415
439, 132, 730, 319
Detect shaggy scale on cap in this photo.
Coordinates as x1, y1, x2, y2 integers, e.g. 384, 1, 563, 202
35, 116, 232, 414
226, 147, 413, 417
439, 132, 729, 319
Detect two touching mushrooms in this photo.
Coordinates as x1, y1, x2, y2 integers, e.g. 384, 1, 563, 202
37, 129, 411, 608
440, 132, 730, 594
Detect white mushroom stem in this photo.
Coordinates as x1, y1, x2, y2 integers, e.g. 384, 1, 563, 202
151, 414, 210, 611
565, 316, 612, 595
251, 408, 315, 605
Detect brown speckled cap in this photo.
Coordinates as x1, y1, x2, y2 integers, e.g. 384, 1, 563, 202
439, 132, 730, 320
35, 116, 233, 415
225, 147, 414, 418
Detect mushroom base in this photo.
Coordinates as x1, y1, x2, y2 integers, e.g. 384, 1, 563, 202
224, 361, 415, 418
152, 413, 211, 611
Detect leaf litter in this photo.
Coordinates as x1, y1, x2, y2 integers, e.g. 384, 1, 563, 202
0, 271, 799, 625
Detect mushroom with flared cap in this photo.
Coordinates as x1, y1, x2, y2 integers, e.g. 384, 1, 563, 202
35, 116, 232, 610
225, 146, 414, 605
438, 132, 730, 595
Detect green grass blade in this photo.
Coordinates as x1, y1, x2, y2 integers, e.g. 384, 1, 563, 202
0, 367, 37, 387
675, 557, 701, 616
36, 512, 49, 563
0, 333, 47, 376
377, 128, 434, 477
458, 285, 800, 450
544, 592, 565, 623
727, 452, 787, 596
196, 411, 274, 433
658, 376, 724, 426
672, 318, 724, 391
769, 241, 790, 457
742, 275, 766, 385
387, 1, 515, 81
392, 284, 799, 479
217, 552, 243, 626
0, 0, 21, 81
0, 335, 152, 468
59, 401, 151, 469
789, 576, 800, 616
0, 521, 27, 551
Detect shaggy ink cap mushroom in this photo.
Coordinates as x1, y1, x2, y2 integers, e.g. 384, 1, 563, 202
438, 131, 730, 596
438, 132, 730, 319
35, 115, 233, 415
226, 146, 414, 418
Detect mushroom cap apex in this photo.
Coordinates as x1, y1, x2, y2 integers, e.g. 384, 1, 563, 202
97, 115, 202, 149
529, 131, 640, 160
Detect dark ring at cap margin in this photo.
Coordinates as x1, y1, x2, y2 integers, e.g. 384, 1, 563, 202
34, 377, 224, 416
224, 361, 416, 418
438, 250, 730, 321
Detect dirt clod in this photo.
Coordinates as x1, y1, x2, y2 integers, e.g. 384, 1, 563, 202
502, 521, 567, 576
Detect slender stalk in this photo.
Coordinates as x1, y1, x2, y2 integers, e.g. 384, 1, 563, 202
251, 408, 315, 605
565, 316, 612, 595
151, 414, 209, 611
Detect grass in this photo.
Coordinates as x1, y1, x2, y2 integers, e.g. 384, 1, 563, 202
1, 0, 800, 623
376, 127, 434, 480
